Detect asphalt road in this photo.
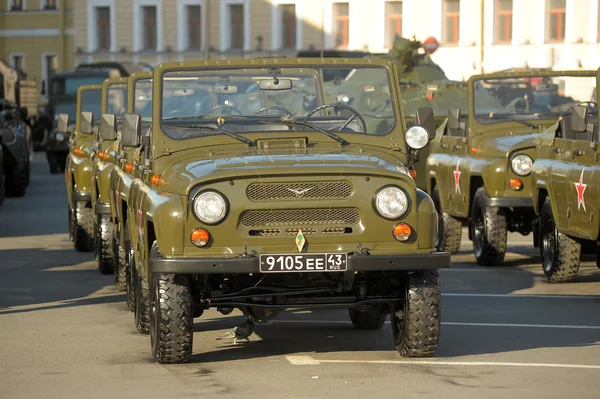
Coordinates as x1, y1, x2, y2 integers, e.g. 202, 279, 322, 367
1, 153, 600, 399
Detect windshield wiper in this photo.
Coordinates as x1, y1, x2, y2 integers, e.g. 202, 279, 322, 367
167, 123, 255, 146
259, 117, 350, 146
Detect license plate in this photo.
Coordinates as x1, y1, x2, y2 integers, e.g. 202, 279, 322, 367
259, 253, 348, 273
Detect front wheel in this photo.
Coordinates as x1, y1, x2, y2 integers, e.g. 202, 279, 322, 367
471, 187, 507, 266
112, 232, 127, 291
73, 201, 94, 252
98, 215, 114, 274
539, 197, 581, 282
432, 186, 462, 253
150, 273, 194, 364
391, 269, 441, 357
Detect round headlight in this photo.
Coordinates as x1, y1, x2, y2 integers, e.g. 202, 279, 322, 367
511, 154, 533, 176
56, 132, 65, 141
375, 186, 409, 219
193, 191, 228, 224
405, 125, 429, 150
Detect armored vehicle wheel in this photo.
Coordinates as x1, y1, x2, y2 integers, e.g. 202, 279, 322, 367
539, 198, 581, 283
348, 305, 387, 329
5, 143, 29, 197
134, 259, 150, 334
391, 269, 441, 357
432, 186, 462, 253
471, 187, 507, 266
48, 153, 59, 174
126, 242, 135, 311
112, 233, 127, 291
97, 215, 114, 274
73, 201, 94, 252
150, 273, 193, 364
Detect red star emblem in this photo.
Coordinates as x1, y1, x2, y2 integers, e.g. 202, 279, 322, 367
575, 169, 587, 212
453, 161, 461, 194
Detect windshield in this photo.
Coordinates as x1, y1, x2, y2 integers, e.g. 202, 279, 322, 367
81, 89, 102, 122
54, 102, 77, 121
107, 83, 128, 118
160, 66, 395, 139
52, 76, 108, 96
134, 79, 153, 121
473, 75, 595, 123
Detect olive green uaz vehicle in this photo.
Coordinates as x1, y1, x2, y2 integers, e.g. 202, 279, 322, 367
107, 71, 152, 299
426, 70, 594, 265
62, 85, 102, 252
90, 77, 128, 274
532, 89, 600, 282
123, 58, 450, 364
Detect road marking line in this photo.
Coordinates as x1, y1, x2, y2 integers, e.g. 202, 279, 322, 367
443, 293, 600, 299
285, 356, 600, 370
271, 320, 600, 330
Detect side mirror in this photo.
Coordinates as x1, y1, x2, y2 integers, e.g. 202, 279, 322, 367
121, 113, 141, 148
571, 105, 587, 133
80, 111, 94, 134
19, 106, 28, 120
99, 114, 117, 141
57, 114, 69, 133
415, 107, 436, 140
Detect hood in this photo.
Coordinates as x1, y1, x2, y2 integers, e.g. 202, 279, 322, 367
476, 129, 539, 157
157, 145, 411, 195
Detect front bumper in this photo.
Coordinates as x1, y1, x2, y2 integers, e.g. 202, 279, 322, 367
485, 197, 533, 208
149, 252, 451, 274
95, 202, 111, 215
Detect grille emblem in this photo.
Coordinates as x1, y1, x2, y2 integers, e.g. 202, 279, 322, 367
286, 187, 314, 197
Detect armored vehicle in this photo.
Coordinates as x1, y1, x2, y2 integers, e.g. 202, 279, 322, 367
107, 71, 153, 301
532, 94, 600, 282
90, 77, 128, 274
426, 70, 595, 265
123, 58, 449, 364
61, 85, 102, 251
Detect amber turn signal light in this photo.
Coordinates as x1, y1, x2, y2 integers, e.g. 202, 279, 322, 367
150, 174, 161, 186
124, 163, 133, 173
509, 178, 523, 191
191, 228, 210, 247
470, 146, 478, 154
98, 151, 105, 160
393, 223, 412, 242
73, 148, 81, 155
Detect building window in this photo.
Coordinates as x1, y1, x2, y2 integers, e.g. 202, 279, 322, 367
547, 0, 566, 42
142, 6, 157, 50
333, 2, 350, 48
187, 5, 202, 50
229, 4, 244, 49
494, 0, 512, 43
280, 4, 296, 49
385, 1, 402, 48
442, 0, 460, 45
96, 7, 111, 51
10, 0, 23, 11
43, 0, 57, 9
11, 54, 25, 75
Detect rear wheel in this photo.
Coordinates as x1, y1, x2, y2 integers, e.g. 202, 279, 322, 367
150, 273, 193, 364
471, 187, 507, 266
348, 306, 387, 329
432, 186, 462, 253
98, 215, 114, 274
73, 201, 94, 252
134, 253, 150, 334
391, 269, 441, 357
539, 197, 581, 282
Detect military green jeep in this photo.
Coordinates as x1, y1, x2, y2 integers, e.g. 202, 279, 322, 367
123, 58, 450, 364
62, 84, 102, 252
90, 77, 128, 274
107, 71, 153, 301
426, 71, 595, 265
532, 83, 600, 282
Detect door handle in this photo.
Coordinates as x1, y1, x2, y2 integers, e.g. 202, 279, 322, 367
440, 143, 449, 149
552, 147, 562, 154
453, 144, 462, 151
572, 150, 583, 157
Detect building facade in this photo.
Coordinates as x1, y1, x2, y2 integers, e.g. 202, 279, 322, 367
74, 0, 600, 81
0, 0, 75, 97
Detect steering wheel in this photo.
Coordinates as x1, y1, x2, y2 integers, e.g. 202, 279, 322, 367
254, 106, 293, 117
210, 105, 243, 115
304, 103, 367, 133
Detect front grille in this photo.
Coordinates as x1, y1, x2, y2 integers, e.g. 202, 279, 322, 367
247, 181, 353, 201
248, 227, 353, 236
240, 208, 360, 227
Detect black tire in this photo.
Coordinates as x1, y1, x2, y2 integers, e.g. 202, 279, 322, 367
0, 145, 5, 208
97, 215, 114, 274
432, 186, 462, 253
471, 187, 507, 266
348, 306, 387, 329
391, 269, 441, 357
73, 201, 94, 252
5, 143, 29, 197
539, 197, 581, 282
58, 154, 67, 172
112, 233, 127, 291
134, 256, 150, 334
126, 242, 135, 311
94, 217, 100, 261
150, 273, 194, 364
48, 152, 59, 174
68, 205, 75, 241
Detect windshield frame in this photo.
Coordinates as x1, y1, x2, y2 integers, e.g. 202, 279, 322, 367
76, 84, 103, 133
101, 77, 129, 117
